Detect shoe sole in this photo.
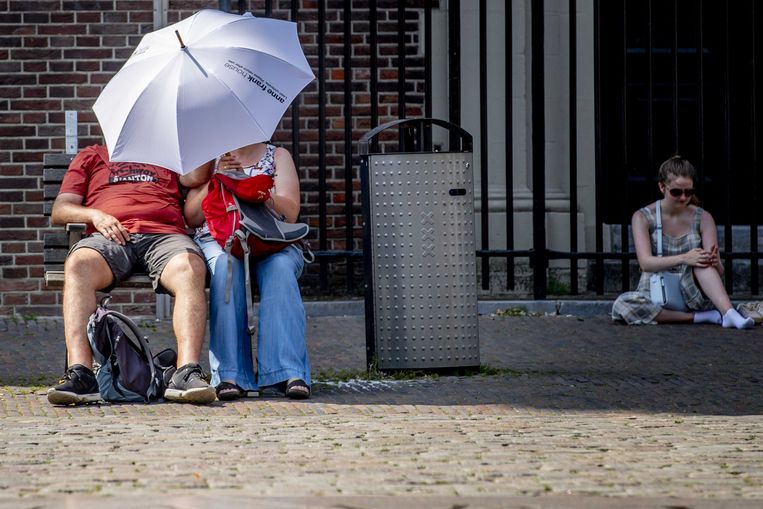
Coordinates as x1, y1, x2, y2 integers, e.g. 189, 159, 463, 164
164, 386, 217, 404
47, 389, 101, 406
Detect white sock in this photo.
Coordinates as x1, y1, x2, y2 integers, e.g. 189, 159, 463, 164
693, 310, 722, 325
722, 308, 755, 329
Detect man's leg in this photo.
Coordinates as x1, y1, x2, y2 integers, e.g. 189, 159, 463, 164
155, 244, 216, 404
159, 251, 208, 365
48, 247, 115, 405
61, 247, 115, 368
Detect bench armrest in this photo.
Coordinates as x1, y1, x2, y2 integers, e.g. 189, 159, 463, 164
66, 223, 87, 248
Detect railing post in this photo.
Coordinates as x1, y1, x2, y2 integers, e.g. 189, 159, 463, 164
531, 0, 547, 299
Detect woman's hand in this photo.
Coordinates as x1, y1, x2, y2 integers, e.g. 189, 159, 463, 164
708, 244, 722, 269
218, 152, 243, 172
683, 247, 713, 267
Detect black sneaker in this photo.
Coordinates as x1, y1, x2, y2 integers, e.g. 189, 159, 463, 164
163, 363, 216, 404
47, 364, 101, 405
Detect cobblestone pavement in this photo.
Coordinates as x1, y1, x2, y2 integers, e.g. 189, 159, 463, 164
1, 312, 762, 507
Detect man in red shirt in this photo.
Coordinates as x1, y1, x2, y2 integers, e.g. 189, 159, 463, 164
47, 145, 216, 405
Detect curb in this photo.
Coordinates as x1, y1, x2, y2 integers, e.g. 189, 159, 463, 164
301, 299, 615, 318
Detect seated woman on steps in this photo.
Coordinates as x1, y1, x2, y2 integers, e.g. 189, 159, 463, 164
612, 155, 754, 329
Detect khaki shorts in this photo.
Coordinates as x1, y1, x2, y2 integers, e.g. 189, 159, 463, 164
70, 233, 203, 294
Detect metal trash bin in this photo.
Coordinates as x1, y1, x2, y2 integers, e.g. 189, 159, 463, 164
359, 118, 480, 370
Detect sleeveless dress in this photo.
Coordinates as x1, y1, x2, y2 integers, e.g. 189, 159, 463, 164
611, 205, 715, 324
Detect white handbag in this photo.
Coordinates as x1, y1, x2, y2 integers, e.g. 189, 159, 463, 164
649, 200, 689, 312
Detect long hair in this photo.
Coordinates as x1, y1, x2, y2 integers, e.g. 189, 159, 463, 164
658, 155, 700, 205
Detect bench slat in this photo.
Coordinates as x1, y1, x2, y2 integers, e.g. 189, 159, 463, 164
43, 167, 68, 183
45, 271, 153, 288
43, 232, 69, 249
43, 153, 75, 167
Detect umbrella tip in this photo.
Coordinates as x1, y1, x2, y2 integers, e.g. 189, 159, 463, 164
175, 30, 186, 49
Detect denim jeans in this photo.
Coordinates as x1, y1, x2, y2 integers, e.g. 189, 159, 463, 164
196, 235, 311, 390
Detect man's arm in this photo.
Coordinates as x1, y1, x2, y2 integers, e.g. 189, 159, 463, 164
51, 193, 130, 245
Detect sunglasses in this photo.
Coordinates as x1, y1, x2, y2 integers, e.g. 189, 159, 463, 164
668, 187, 695, 198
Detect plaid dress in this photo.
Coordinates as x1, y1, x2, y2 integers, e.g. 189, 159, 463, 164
611, 204, 715, 324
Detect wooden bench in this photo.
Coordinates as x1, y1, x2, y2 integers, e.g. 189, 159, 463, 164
43, 153, 155, 289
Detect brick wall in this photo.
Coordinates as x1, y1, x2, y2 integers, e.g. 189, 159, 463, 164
0, 0, 427, 316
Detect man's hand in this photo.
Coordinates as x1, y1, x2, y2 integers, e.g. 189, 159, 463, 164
92, 210, 130, 245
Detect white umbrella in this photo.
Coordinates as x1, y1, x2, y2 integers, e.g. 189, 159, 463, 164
93, 9, 314, 175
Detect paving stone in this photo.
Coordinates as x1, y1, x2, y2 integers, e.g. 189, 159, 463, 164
0, 313, 762, 505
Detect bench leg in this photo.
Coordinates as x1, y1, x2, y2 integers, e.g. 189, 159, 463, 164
156, 294, 171, 320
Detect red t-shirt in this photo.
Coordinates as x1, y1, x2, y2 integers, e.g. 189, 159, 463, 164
59, 145, 187, 235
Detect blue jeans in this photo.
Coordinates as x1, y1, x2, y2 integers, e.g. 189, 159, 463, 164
196, 235, 311, 390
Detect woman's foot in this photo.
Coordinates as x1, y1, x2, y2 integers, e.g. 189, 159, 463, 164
285, 378, 311, 400
722, 308, 755, 329
216, 381, 245, 401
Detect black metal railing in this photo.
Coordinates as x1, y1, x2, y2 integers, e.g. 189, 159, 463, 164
241, 0, 761, 299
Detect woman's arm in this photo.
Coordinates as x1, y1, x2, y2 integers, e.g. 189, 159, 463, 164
700, 209, 724, 276
268, 147, 300, 223
183, 183, 209, 228
179, 161, 212, 188
182, 161, 213, 228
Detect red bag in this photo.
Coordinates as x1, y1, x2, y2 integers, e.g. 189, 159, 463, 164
201, 171, 282, 259
200, 170, 311, 335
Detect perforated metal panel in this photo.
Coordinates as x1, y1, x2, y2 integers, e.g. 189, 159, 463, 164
366, 152, 479, 369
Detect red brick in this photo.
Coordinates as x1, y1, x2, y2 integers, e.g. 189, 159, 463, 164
75, 86, 101, 98
0, 62, 22, 73
22, 61, 47, 72
76, 12, 101, 22
24, 138, 50, 150
22, 37, 47, 48
0, 74, 36, 86
50, 36, 76, 47
11, 48, 61, 60
3, 293, 29, 305
49, 86, 75, 98
31, 292, 57, 305
37, 24, 88, 35
75, 36, 100, 47
0, 113, 22, 124
0, 126, 36, 136
62, 48, 113, 59
26, 217, 50, 228
39, 73, 87, 84
88, 23, 141, 35
50, 12, 75, 23
103, 11, 128, 22
23, 87, 47, 98
0, 13, 22, 23
75, 61, 100, 71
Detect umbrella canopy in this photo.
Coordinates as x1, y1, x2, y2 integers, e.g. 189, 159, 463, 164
93, 9, 314, 175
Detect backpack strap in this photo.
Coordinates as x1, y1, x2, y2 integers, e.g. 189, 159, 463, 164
654, 200, 663, 257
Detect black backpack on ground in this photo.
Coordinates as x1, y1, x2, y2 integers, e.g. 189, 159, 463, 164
87, 296, 177, 403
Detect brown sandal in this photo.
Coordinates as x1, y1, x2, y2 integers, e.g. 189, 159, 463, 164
216, 381, 245, 401
285, 378, 310, 400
